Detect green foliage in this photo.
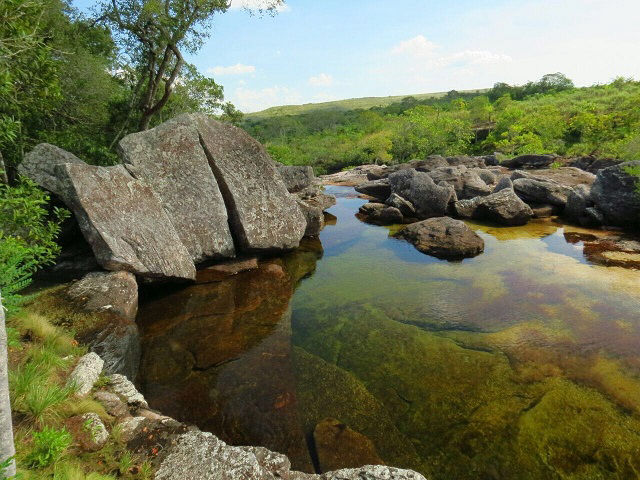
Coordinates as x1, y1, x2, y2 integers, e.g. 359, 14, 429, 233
245, 75, 640, 173
624, 164, 640, 195
0, 177, 69, 313
26, 427, 72, 468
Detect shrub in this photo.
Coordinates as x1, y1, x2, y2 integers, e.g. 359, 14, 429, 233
26, 426, 72, 468
0, 177, 69, 314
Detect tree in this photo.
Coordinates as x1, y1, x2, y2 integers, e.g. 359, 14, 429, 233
0, 293, 15, 478
99, 0, 283, 131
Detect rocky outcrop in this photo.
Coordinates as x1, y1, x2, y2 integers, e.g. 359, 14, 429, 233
66, 271, 140, 379
55, 163, 196, 281
501, 154, 556, 169
455, 189, 534, 226
354, 179, 391, 200
388, 169, 453, 219
278, 165, 315, 193
67, 271, 138, 321
512, 177, 573, 207
394, 217, 484, 259
17, 143, 84, 196
591, 161, 640, 229
119, 115, 235, 263
195, 115, 307, 252
358, 203, 403, 226
313, 418, 384, 473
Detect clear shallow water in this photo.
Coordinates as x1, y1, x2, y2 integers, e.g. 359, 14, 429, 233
138, 186, 640, 479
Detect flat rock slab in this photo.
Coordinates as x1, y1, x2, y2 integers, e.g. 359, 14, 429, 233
194, 114, 306, 252
394, 217, 484, 259
18, 143, 85, 196
119, 116, 235, 263
56, 163, 195, 281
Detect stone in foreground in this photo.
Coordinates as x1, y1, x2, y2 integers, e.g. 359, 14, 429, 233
119, 115, 235, 263
18, 143, 85, 196
67, 271, 138, 321
55, 163, 196, 280
394, 217, 484, 259
195, 114, 307, 252
155, 430, 426, 480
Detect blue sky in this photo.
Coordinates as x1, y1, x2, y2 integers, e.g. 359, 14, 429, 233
75, 0, 640, 112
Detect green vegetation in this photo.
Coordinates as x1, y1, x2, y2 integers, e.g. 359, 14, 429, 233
4, 300, 150, 480
243, 74, 640, 174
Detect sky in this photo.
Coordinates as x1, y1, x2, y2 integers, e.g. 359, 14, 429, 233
74, 0, 640, 113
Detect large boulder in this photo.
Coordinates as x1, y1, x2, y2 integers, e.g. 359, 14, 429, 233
354, 179, 391, 200
446, 155, 486, 168
427, 166, 466, 194
591, 161, 640, 228
194, 114, 307, 252
55, 163, 196, 281
570, 156, 622, 173
501, 154, 556, 169
389, 169, 453, 219
394, 217, 484, 259
454, 189, 534, 226
119, 115, 235, 263
17, 143, 84, 196
512, 177, 573, 207
460, 171, 493, 199
564, 185, 599, 226
277, 165, 315, 193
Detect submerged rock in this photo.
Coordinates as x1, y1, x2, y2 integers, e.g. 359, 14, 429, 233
313, 418, 384, 473
394, 217, 484, 259
119, 115, 235, 263
55, 163, 196, 281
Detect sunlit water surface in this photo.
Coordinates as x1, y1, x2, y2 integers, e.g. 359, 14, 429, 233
138, 186, 640, 479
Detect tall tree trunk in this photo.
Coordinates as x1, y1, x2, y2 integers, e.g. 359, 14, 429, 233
0, 152, 8, 184
0, 294, 16, 478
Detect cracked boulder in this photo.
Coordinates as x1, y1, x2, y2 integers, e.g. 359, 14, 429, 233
55, 163, 195, 281
119, 115, 235, 263
194, 114, 307, 252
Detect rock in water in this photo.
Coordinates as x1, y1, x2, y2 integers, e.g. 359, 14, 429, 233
119, 115, 235, 263
394, 217, 484, 259
354, 179, 391, 200
55, 163, 196, 281
18, 143, 85, 196
389, 169, 453, 219
455, 189, 534, 226
313, 418, 384, 473
194, 114, 307, 252
591, 161, 640, 228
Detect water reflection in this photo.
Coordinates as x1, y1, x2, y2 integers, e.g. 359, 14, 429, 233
139, 186, 640, 479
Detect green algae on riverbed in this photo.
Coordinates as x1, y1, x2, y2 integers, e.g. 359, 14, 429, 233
138, 186, 640, 479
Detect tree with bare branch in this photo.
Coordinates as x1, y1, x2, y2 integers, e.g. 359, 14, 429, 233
99, 0, 283, 131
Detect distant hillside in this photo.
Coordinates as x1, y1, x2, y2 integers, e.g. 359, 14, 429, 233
246, 89, 489, 118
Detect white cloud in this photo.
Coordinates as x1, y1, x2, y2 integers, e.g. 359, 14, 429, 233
207, 63, 256, 76
229, 0, 290, 12
391, 35, 437, 57
308, 73, 334, 87
232, 85, 303, 112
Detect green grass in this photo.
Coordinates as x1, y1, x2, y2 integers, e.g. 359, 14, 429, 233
246, 89, 488, 118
